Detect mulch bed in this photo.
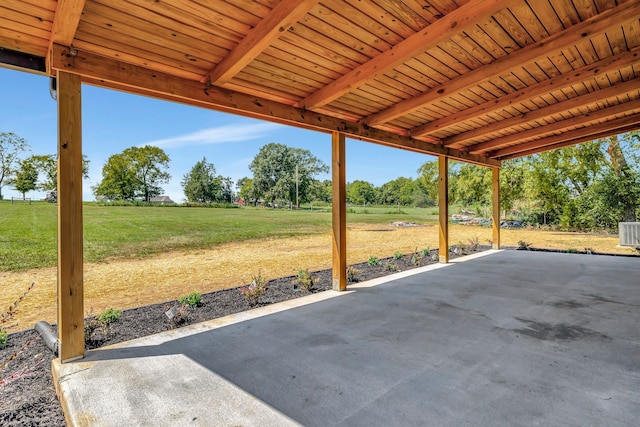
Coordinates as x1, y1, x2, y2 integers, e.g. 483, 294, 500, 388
0, 246, 487, 426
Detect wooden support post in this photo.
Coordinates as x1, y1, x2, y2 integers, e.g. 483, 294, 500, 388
438, 156, 449, 263
492, 167, 501, 249
331, 132, 346, 291
57, 71, 84, 362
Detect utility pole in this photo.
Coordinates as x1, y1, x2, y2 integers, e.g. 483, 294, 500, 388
295, 164, 299, 210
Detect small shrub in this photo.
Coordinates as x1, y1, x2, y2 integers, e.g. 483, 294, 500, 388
451, 243, 468, 256
97, 308, 122, 324
240, 272, 267, 307
468, 236, 480, 251
566, 248, 578, 253
393, 251, 403, 260
295, 269, 314, 291
178, 292, 202, 308
383, 261, 399, 272
419, 248, 430, 257
410, 247, 423, 266
517, 240, 533, 250
0, 329, 7, 348
368, 256, 380, 266
346, 265, 360, 283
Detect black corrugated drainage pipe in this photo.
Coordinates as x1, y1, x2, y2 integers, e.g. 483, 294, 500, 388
34, 321, 58, 356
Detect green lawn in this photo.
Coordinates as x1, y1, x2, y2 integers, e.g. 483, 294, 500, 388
1, 201, 438, 271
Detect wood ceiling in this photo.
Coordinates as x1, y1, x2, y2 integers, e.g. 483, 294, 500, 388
1, 0, 640, 167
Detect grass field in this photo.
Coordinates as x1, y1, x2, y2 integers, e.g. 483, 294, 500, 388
0, 201, 439, 271
1, 200, 636, 331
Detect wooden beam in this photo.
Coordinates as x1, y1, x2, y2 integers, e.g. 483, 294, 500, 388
56, 71, 84, 363
409, 45, 640, 137
299, 0, 510, 111
489, 114, 640, 158
48, 0, 85, 68
444, 78, 640, 147
50, 44, 500, 167
438, 156, 449, 264
498, 123, 640, 160
492, 167, 500, 250
332, 132, 346, 291
368, 1, 639, 128
469, 97, 640, 154
204, 0, 320, 86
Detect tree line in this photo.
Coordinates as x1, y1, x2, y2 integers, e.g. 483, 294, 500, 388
1, 131, 638, 231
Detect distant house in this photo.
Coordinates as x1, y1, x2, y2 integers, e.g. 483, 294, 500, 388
149, 196, 175, 204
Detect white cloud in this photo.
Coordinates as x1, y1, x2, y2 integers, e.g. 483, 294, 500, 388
140, 122, 282, 149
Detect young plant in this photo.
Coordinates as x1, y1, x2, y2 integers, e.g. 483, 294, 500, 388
0, 329, 7, 348
178, 292, 202, 308
467, 236, 480, 251
517, 240, 533, 250
97, 308, 122, 324
393, 251, 404, 260
240, 272, 267, 307
383, 261, 400, 272
410, 247, 423, 266
1, 282, 35, 347
346, 265, 360, 283
566, 248, 578, 253
295, 269, 314, 292
367, 256, 380, 266
419, 248, 430, 257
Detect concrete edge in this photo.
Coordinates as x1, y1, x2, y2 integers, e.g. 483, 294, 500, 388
51, 358, 74, 427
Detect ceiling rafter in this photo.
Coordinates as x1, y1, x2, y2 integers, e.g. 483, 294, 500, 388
298, 0, 510, 111
444, 78, 640, 147
468, 97, 640, 154
489, 113, 640, 158
49, 44, 499, 167
406, 46, 640, 137
49, 0, 85, 47
499, 123, 640, 160
365, 1, 637, 128
203, 0, 321, 87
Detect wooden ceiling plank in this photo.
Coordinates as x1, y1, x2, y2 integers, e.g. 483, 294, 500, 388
128, 0, 242, 44
367, 1, 639, 127
82, 2, 228, 64
470, 96, 640, 154
491, 115, 640, 158
205, 0, 320, 86
0, 33, 47, 57
409, 43, 640, 136
74, 22, 213, 75
49, 44, 498, 167
498, 123, 640, 159
3, 0, 55, 23
446, 77, 640, 146
49, 0, 85, 46
299, 0, 512, 110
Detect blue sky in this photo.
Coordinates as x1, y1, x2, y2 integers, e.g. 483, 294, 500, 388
0, 67, 436, 202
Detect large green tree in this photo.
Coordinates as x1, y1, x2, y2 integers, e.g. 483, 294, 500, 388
0, 132, 29, 200
249, 143, 328, 206
377, 177, 415, 206
9, 157, 38, 199
26, 154, 90, 191
347, 180, 376, 205
94, 145, 171, 201
181, 157, 231, 203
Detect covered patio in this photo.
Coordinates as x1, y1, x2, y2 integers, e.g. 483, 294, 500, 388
1, 1, 640, 424
53, 250, 640, 426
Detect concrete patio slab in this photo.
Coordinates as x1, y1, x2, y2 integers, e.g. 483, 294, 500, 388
53, 250, 640, 426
